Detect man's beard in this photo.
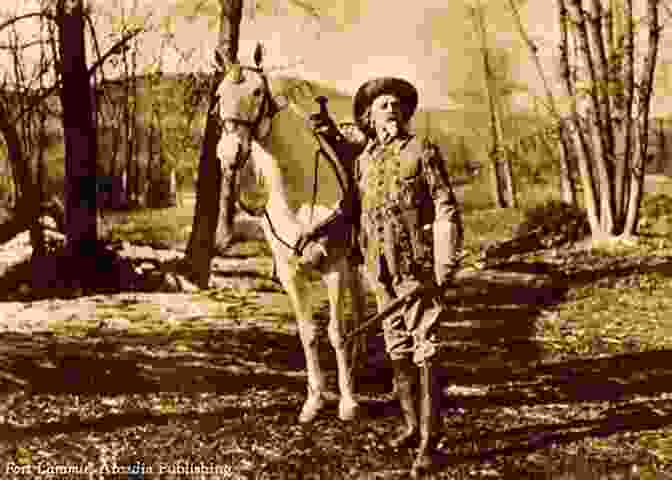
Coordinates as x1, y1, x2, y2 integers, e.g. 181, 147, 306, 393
375, 118, 401, 142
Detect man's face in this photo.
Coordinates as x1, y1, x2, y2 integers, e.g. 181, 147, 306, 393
370, 94, 405, 139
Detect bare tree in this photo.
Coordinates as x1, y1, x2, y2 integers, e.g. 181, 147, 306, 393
184, 0, 243, 288
507, 0, 578, 205
468, 0, 517, 209
55, 0, 98, 255
556, 0, 662, 240
0, 5, 63, 249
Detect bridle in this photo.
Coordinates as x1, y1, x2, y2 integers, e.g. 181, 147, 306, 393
217, 65, 279, 139
216, 64, 308, 255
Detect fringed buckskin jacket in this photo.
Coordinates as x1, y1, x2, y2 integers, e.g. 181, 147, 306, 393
301, 123, 462, 288
354, 132, 462, 287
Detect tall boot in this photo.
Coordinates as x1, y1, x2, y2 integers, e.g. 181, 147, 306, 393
388, 359, 419, 449
411, 361, 438, 478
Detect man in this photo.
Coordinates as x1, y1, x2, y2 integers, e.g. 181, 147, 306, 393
307, 77, 463, 477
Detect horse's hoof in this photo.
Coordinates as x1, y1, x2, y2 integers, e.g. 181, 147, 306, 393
410, 450, 434, 478
298, 394, 325, 423
389, 427, 419, 449
338, 398, 359, 421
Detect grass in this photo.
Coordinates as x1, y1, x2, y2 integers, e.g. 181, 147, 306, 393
102, 193, 195, 246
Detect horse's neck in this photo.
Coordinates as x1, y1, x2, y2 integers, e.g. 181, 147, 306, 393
250, 140, 302, 237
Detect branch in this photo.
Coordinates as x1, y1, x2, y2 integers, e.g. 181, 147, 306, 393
0, 12, 55, 34
8, 27, 143, 125
506, 0, 562, 122
587, 0, 615, 156
0, 39, 45, 51
87, 27, 143, 82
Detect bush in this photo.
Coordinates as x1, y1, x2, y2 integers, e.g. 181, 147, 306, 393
639, 194, 672, 236
514, 200, 589, 247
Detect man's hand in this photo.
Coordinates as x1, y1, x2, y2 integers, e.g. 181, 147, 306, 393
298, 241, 328, 271
309, 110, 333, 133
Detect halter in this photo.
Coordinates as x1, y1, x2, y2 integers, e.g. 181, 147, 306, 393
217, 64, 279, 140
216, 65, 302, 254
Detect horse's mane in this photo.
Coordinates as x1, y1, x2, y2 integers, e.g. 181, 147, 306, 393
255, 98, 345, 211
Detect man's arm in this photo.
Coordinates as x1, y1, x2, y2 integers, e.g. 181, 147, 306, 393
420, 140, 464, 285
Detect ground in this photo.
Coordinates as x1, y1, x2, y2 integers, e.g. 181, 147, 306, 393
1, 194, 672, 479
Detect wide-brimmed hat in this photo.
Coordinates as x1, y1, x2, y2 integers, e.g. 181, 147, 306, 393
353, 77, 418, 130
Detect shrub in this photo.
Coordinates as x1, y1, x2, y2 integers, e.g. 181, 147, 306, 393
639, 194, 672, 236
513, 200, 589, 247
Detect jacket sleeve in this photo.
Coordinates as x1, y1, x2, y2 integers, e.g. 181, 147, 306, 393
420, 140, 463, 283
316, 122, 367, 179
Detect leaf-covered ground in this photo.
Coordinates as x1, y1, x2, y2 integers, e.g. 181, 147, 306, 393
1, 236, 672, 480
3, 181, 672, 479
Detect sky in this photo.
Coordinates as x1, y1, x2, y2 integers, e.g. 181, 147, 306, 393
3, 0, 672, 115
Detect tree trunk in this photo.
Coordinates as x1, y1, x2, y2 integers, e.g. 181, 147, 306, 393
557, 125, 577, 205
501, 153, 517, 208
470, 2, 514, 209
0, 103, 27, 205
558, 0, 601, 231
567, 0, 615, 235
30, 107, 48, 257
56, 0, 98, 256
624, 0, 660, 235
185, 0, 243, 288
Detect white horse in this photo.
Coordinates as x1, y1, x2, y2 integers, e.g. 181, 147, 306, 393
215, 48, 366, 423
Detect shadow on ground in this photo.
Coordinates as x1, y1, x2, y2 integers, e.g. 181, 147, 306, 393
1, 252, 672, 476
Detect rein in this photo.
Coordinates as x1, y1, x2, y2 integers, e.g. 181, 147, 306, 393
221, 67, 349, 258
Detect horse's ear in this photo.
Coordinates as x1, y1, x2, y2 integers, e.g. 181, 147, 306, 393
253, 42, 264, 68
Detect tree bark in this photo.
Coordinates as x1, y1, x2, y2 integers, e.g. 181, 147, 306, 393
185, 0, 243, 288
624, 0, 660, 235
470, 3, 508, 208
557, 126, 577, 205
616, 0, 635, 226
567, 0, 615, 234
558, 0, 601, 231
56, 0, 98, 256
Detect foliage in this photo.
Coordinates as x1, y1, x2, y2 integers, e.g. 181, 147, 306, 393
103, 199, 193, 246
513, 199, 589, 247
639, 193, 672, 236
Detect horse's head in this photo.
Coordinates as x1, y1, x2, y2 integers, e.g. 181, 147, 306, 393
215, 43, 283, 214
216, 43, 280, 152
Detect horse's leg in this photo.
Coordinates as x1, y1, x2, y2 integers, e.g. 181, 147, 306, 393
275, 253, 327, 423
323, 262, 359, 421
